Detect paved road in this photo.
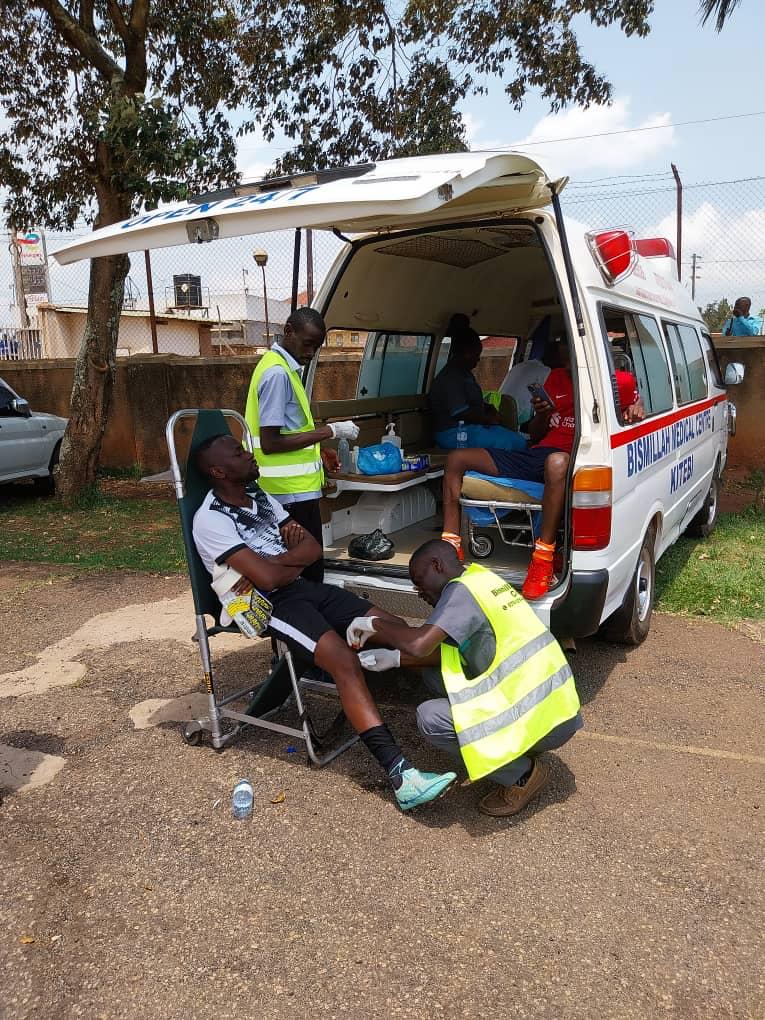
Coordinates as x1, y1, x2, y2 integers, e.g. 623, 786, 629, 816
1, 564, 763, 1019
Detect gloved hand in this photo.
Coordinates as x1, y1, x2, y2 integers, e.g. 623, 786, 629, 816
329, 420, 360, 441
358, 648, 401, 672
346, 615, 378, 649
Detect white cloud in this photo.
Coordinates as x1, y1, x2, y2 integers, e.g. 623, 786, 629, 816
651, 201, 765, 307
469, 97, 675, 175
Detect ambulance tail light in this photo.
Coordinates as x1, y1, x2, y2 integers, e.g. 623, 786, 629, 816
572, 467, 612, 550
634, 237, 675, 259
586, 229, 636, 285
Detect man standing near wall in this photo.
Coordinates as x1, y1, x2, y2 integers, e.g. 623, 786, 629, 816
721, 297, 761, 337
245, 307, 359, 582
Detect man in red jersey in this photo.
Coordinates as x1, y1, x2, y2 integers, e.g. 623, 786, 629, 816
441, 338, 644, 599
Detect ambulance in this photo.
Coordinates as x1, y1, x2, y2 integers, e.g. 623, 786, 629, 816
54, 152, 745, 643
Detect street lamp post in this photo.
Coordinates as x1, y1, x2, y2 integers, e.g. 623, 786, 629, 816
253, 249, 269, 346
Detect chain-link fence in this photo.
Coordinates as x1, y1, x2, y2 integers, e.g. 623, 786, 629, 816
2, 169, 764, 359
563, 172, 765, 329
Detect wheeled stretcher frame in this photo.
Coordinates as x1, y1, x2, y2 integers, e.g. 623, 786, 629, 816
167, 407, 359, 766
460, 496, 543, 559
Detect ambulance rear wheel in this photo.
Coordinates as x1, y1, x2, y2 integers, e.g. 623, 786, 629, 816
685, 470, 719, 538
470, 534, 494, 559
600, 528, 655, 646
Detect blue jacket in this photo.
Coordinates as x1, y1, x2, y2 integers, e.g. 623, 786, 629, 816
721, 315, 761, 337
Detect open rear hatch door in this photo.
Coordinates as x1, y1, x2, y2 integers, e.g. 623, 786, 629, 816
53, 151, 566, 265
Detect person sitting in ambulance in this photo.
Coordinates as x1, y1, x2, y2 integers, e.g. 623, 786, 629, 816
439, 337, 644, 600
429, 323, 527, 453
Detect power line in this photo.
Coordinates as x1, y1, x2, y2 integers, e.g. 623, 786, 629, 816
502, 109, 765, 149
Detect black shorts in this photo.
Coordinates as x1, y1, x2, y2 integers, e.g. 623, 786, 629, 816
487, 445, 567, 483
267, 578, 372, 664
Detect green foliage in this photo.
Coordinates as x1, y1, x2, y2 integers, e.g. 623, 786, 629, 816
700, 297, 732, 333
0, 493, 185, 572
656, 509, 765, 621
699, 0, 744, 32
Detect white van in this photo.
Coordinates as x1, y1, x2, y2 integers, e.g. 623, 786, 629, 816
55, 152, 743, 643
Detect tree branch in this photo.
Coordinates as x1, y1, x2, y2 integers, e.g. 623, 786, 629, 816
128, 0, 149, 37
32, 0, 122, 80
105, 0, 130, 43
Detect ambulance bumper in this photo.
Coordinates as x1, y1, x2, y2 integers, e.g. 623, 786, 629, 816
550, 569, 610, 639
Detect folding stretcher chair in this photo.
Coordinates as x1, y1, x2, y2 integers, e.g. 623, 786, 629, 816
166, 407, 359, 765
459, 471, 544, 559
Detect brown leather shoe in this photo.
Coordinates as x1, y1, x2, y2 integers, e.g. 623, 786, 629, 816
478, 760, 551, 817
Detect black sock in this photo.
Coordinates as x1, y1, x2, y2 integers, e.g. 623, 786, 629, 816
515, 763, 535, 787
360, 724, 411, 789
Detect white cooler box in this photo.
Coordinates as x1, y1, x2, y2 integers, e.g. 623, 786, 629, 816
350, 487, 435, 536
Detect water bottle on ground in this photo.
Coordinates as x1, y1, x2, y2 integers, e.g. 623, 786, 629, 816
456, 420, 468, 448
232, 778, 254, 820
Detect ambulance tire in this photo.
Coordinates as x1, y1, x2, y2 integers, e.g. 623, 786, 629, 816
600, 528, 655, 646
685, 468, 719, 538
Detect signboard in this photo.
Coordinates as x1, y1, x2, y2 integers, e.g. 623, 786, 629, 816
17, 230, 46, 266
21, 264, 48, 294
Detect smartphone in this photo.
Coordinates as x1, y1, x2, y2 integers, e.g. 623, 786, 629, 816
528, 382, 555, 408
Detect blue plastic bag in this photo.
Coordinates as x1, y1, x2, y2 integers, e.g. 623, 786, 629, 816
356, 443, 403, 475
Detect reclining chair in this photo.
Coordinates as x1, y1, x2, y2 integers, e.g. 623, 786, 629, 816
166, 407, 358, 764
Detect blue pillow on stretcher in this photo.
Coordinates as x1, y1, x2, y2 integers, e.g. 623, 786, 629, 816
462, 472, 544, 529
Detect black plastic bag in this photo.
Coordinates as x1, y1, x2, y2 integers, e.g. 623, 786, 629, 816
348, 528, 395, 561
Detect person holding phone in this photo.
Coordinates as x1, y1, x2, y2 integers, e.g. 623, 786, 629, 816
441, 336, 644, 599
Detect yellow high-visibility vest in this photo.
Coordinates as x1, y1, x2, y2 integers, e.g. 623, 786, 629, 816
440, 563, 580, 781
245, 349, 323, 497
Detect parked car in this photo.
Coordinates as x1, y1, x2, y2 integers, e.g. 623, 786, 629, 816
0, 376, 67, 495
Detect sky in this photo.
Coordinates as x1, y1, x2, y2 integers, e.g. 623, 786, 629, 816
4, 0, 765, 323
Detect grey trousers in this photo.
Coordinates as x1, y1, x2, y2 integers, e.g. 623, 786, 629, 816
417, 668, 583, 787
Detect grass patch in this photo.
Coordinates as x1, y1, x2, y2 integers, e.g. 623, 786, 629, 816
0, 492, 186, 572
656, 508, 765, 621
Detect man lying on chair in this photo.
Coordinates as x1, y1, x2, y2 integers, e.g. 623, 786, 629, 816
191, 433, 456, 812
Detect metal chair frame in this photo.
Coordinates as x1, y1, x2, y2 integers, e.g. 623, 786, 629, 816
460, 496, 542, 557
166, 408, 359, 765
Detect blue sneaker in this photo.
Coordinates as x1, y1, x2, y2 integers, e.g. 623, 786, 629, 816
392, 764, 458, 811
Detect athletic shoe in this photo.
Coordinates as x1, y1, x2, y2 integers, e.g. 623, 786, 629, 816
478, 760, 551, 817
522, 553, 555, 600
393, 765, 458, 811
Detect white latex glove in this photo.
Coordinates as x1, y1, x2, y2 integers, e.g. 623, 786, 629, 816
346, 615, 378, 649
358, 648, 401, 672
329, 420, 360, 441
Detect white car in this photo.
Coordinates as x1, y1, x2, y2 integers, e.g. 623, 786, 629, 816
0, 376, 67, 494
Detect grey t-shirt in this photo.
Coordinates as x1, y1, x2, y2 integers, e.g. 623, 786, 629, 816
427, 581, 496, 679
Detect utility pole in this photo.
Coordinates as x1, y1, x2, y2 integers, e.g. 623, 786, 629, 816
690, 253, 701, 302
144, 250, 159, 354
306, 228, 314, 305
9, 224, 30, 329
671, 163, 682, 281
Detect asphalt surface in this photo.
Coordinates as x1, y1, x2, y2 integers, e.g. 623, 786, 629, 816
1, 563, 763, 1019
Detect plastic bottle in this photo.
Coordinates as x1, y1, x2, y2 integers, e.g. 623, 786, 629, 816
456, 420, 468, 448
211, 565, 272, 639
232, 778, 254, 820
381, 421, 402, 448
337, 437, 352, 472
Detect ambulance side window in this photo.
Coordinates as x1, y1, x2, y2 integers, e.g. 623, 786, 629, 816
677, 325, 708, 400
629, 315, 674, 415
356, 332, 433, 398
663, 323, 693, 404
700, 330, 725, 389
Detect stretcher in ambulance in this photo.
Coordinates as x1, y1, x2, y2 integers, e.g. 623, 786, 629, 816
53, 152, 745, 643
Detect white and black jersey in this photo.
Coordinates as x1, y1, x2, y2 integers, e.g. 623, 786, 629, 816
192, 484, 289, 576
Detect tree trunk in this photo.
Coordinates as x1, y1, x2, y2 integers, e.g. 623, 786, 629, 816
56, 250, 130, 503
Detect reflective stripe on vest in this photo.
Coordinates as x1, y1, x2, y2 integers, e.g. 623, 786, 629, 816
439, 563, 581, 781
245, 350, 324, 497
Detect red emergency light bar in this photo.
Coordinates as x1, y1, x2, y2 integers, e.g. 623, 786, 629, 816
633, 237, 675, 259
586, 229, 636, 286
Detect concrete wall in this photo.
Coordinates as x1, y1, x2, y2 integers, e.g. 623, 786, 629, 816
712, 334, 765, 472
4, 342, 759, 475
